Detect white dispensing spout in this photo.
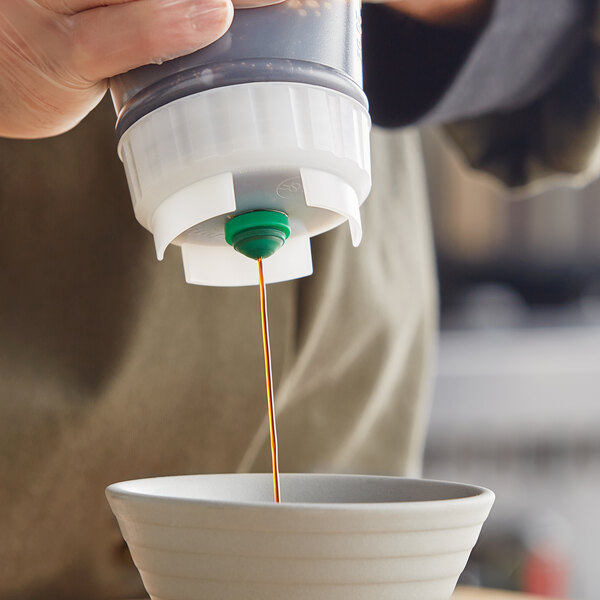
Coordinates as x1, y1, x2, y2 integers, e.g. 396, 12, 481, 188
117, 81, 371, 286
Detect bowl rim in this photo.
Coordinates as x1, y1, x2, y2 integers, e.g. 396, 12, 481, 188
106, 473, 495, 512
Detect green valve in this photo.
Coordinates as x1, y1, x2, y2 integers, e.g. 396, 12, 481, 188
225, 210, 291, 260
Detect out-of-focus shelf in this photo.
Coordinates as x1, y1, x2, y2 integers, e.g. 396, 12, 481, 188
426, 319, 600, 600
429, 325, 600, 444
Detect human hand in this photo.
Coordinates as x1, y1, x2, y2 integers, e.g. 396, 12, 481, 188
369, 0, 492, 27
0, 0, 278, 139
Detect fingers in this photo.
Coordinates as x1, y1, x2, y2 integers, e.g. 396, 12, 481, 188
69, 0, 234, 82
40, 0, 282, 14
35, 0, 136, 15
380, 0, 491, 26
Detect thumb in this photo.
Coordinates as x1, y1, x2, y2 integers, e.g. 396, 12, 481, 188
70, 0, 234, 83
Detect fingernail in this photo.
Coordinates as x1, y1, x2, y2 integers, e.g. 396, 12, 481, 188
234, 0, 286, 7
186, 0, 234, 31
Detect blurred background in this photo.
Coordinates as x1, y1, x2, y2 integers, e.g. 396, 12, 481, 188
421, 128, 600, 600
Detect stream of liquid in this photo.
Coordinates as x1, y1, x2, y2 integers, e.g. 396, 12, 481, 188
258, 258, 281, 503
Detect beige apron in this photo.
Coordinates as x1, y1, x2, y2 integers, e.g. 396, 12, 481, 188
0, 98, 437, 598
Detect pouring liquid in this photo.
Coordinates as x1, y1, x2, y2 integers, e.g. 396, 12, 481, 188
258, 258, 281, 503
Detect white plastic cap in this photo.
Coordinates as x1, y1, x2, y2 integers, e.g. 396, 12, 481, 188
118, 81, 371, 286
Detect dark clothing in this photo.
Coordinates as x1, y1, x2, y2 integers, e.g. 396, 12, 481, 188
364, 0, 589, 126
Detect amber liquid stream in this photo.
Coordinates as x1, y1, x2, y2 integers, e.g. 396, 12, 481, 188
258, 258, 281, 503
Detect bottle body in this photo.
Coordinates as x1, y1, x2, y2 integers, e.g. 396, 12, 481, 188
111, 0, 365, 134
110, 0, 371, 286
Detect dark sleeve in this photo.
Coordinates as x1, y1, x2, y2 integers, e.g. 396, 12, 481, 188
362, 0, 590, 128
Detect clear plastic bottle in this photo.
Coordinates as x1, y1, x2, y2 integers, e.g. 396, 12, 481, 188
110, 0, 371, 286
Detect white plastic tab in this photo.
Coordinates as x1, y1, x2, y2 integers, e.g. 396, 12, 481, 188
151, 173, 235, 260
301, 168, 362, 247
182, 223, 313, 286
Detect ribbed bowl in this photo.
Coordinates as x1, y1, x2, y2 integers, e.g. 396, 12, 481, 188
106, 474, 494, 600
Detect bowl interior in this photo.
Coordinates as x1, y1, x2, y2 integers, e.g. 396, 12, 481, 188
108, 473, 489, 505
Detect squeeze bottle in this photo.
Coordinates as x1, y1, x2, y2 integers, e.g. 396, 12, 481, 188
110, 0, 371, 286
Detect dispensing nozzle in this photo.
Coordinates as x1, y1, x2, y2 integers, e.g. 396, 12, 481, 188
225, 211, 291, 260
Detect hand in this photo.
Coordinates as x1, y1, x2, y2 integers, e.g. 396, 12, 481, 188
0, 0, 278, 139
379, 0, 492, 27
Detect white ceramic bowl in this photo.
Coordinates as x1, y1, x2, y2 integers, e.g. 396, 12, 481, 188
106, 473, 494, 600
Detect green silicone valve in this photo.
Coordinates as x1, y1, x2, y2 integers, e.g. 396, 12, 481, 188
225, 210, 291, 260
